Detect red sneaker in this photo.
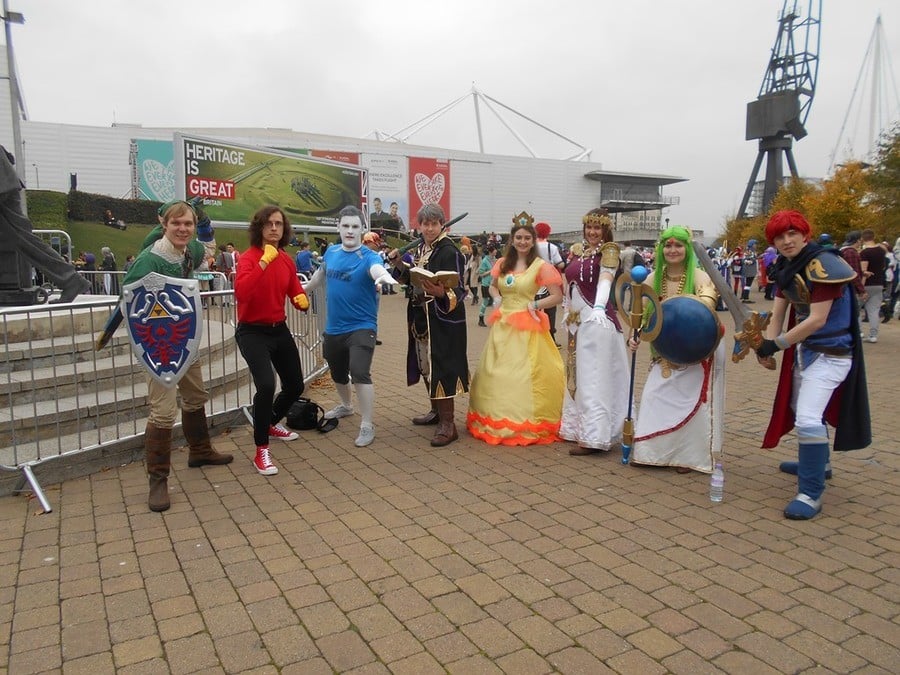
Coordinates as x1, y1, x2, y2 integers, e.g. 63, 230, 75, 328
269, 423, 299, 441
253, 446, 278, 476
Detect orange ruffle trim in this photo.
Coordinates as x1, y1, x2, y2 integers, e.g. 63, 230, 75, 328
487, 308, 549, 332
466, 410, 560, 446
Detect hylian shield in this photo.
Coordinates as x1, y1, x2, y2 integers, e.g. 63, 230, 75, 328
122, 272, 204, 387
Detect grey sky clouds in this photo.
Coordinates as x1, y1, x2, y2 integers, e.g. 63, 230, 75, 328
7, 0, 899, 235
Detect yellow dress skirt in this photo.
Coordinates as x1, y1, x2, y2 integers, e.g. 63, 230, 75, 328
467, 258, 565, 445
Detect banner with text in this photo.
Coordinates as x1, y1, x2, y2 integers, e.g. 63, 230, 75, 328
133, 139, 176, 203
175, 134, 367, 227
361, 153, 409, 234
407, 156, 450, 233
311, 150, 360, 165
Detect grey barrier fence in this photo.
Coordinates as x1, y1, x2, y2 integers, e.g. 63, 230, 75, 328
0, 275, 327, 512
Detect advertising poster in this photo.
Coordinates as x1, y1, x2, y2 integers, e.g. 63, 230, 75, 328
175, 134, 367, 227
361, 153, 409, 234
133, 139, 175, 202
311, 150, 360, 165
407, 157, 451, 233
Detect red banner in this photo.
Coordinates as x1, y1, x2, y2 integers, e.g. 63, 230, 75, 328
408, 157, 450, 232
311, 150, 360, 165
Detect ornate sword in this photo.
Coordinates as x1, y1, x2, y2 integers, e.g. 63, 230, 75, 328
692, 241, 775, 369
396, 211, 469, 255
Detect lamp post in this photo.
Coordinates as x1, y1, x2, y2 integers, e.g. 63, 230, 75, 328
2, 1, 25, 196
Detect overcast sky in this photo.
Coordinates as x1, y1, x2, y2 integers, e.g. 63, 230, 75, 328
7, 0, 899, 235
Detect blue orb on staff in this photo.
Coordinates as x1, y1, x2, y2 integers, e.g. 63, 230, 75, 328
631, 265, 648, 284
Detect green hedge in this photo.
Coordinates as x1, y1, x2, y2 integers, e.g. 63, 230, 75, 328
24, 190, 69, 229
66, 190, 162, 224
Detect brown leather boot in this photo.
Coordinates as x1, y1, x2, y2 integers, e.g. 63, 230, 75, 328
412, 400, 439, 426
183, 408, 233, 467
431, 398, 459, 447
146, 422, 172, 512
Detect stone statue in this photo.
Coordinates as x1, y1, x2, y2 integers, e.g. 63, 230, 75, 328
0, 145, 89, 305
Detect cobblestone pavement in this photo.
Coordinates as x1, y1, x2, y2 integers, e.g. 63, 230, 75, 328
2, 288, 898, 674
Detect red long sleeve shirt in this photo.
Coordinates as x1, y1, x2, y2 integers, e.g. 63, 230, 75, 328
234, 246, 306, 324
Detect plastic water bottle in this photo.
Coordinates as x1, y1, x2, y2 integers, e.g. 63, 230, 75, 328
709, 462, 724, 503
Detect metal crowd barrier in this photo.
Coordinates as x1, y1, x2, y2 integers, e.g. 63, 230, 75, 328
0, 279, 327, 512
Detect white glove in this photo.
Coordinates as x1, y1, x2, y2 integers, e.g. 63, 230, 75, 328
304, 266, 325, 293
370, 263, 398, 291
583, 305, 610, 326
594, 277, 612, 310
374, 272, 398, 290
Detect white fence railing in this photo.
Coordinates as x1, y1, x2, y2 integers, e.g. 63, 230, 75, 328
1, 281, 327, 511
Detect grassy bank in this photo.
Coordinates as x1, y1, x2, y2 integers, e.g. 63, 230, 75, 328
25, 190, 418, 267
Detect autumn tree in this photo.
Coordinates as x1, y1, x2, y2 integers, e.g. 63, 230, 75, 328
720, 158, 881, 247
866, 123, 900, 238
803, 161, 879, 240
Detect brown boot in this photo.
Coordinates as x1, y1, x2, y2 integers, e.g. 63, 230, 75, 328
412, 400, 439, 426
146, 422, 172, 512
431, 398, 459, 447
183, 408, 233, 467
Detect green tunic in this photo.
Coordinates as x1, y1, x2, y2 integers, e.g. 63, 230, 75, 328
122, 237, 206, 286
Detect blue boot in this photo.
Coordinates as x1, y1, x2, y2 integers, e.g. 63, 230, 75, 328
779, 460, 832, 480
784, 425, 829, 520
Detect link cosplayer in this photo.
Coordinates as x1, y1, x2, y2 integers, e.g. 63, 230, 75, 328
756, 210, 870, 520
120, 200, 233, 512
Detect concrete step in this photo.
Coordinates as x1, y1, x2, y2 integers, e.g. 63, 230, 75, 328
0, 352, 252, 451
1, 292, 326, 473
1, 320, 238, 406
0, 390, 251, 469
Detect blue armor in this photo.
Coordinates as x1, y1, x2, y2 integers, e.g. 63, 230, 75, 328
782, 249, 855, 364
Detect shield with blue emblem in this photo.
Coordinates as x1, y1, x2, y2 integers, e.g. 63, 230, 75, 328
649, 295, 722, 366
122, 272, 204, 387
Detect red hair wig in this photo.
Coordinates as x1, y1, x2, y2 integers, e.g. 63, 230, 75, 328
765, 210, 810, 245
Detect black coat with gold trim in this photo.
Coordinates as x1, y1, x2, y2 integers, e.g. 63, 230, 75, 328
398, 235, 470, 398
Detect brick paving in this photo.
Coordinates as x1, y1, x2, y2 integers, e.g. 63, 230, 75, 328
2, 288, 899, 674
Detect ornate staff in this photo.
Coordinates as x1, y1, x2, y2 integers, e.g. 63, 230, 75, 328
614, 265, 662, 464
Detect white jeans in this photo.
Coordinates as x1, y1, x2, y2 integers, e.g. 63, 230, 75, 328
791, 354, 852, 429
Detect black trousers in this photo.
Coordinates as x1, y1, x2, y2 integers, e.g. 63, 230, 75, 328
236, 322, 304, 446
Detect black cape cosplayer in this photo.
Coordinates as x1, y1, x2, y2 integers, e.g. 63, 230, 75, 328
762, 242, 871, 452
401, 233, 469, 397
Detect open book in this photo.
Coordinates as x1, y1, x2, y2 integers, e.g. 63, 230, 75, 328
408, 267, 459, 290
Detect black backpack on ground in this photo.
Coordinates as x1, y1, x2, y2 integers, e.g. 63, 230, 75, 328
286, 398, 337, 432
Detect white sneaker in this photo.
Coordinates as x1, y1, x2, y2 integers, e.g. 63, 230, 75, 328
324, 404, 354, 420
269, 424, 299, 441
866, 336, 878, 343
355, 424, 375, 447
253, 446, 278, 476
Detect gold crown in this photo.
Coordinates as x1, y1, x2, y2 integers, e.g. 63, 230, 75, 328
512, 211, 534, 228
582, 212, 612, 227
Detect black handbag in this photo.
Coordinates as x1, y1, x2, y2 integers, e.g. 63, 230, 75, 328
286, 398, 338, 433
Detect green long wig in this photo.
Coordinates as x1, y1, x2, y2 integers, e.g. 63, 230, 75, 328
653, 225, 698, 297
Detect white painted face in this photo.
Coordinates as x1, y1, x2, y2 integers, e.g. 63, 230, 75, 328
338, 215, 363, 250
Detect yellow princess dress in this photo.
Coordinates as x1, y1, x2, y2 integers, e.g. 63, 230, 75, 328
467, 257, 565, 445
